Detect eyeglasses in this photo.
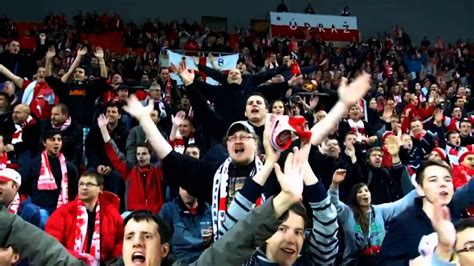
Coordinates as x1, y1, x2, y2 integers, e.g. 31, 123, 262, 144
456, 243, 474, 254
78, 182, 99, 188
227, 135, 255, 142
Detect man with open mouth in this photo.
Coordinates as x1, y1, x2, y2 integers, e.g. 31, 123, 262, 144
18, 128, 79, 229
379, 159, 474, 265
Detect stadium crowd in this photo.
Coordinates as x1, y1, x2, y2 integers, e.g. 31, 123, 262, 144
0, 8, 474, 266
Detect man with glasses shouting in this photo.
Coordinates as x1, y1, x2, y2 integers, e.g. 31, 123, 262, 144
45, 170, 123, 265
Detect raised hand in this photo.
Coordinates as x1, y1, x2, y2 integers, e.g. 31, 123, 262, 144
97, 114, 108, 129
432, 204, 456, 260
338, 72, 371, 107
332, 169, 347, 185
94, 47, 104, 59
344, 142, 356, 159
434, 109, 444, 125
77, 47, 88, 56
288, 74, 303, 87
172, 111, 186, 127
274, 147, 305, 202
174, 60, 195, 86
123, 95, 154, 121
46, 47, 56, 59
385, 135, 400, 156
309, 95, 319, 109
382, 104, 393, 122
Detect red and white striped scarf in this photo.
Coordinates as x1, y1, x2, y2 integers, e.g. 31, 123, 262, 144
348, 119, 365, 135
73, 200, 101, 266
11, 116, 35, 144
171, 133, 195, 154
52, 116, 72, 132
7, 193, 20, 214
38, 150, 69, 208
164, 79, 172, 106
211, 157, 263, 241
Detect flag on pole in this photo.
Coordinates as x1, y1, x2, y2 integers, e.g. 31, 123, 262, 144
167, 50, 239, 85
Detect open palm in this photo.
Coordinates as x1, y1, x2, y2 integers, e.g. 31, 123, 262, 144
123, 95, 153, 120
338, 72, 371, 107
274, 147, 305, 201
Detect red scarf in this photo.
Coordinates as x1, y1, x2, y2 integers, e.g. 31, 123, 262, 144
171, 133, 195, 154
38, 150, 69, 208
73, 200, 101, 266
0, 152, 7, 169
11, 116, 36, 144
348, 119, 366, 135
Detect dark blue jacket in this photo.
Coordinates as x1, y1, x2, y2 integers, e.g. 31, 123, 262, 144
378, 179, 474, 266
159, 197, 212, 264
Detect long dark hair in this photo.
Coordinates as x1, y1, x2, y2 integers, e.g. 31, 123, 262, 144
348, 183, 371, 234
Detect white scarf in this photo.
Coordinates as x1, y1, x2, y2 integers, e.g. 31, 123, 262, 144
211, 156, 263, 240
7, 193, 20, 214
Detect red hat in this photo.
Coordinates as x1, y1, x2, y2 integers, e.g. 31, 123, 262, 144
459, 145, 474, 164
382, 131, 395, 144
432, 147, 447, 161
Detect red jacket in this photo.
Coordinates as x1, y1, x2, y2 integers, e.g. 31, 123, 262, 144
401, 103, 435, 133
453, 164, 474, 216
45, 192, 123, 262
105, 141, 165, 214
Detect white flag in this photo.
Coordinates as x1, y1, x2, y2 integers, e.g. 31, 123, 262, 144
167, 50, 239, 85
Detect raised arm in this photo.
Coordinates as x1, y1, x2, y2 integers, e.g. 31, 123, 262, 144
328, 169, 350, 220
310, 73, 371, 146
301, 152, 339, 265
195, 56, 226, 83
98, 114, 133, 179
174, 60, 220, 102
169, 111, 185, 142
44, 47, 56, 77
61, 47, 87, 83
94, 47, 108, 79
0, 64, 24, 88
123, 96, 173, 159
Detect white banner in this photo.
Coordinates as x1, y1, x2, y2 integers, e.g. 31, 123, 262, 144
167, 50, 239, 85
270, 12, 358, 29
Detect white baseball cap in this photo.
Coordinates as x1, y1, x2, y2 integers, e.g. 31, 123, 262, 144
0, 168, 21, 186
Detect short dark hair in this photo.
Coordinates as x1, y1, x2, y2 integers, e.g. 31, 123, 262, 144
280, 202, 308, 227
80, 170, 105, 187
446, 131, 460, 140
136, 143, 153, 154
455, 217, 474, 232
0, 91, 9, 100
53, 103, 69, 116
123, 210, 173, 244
105, 101, 122, 114
42, 128, 62, 142
366, 147, 382, 160
246, 92, 269, 108
158, 67, 169, 74
415, 159, 452, 186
